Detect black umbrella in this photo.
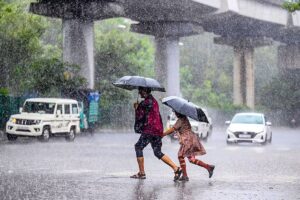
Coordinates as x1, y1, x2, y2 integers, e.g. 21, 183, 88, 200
162, 96, 209, 123
112, 75, 165, 92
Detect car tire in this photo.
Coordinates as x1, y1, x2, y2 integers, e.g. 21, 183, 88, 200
226, 140, 233, 145
268, 132, 272, 143
66, 127, 76, 142
208, 125, 213, 137
261, 135, 267, 145
202, 134, 208, 142
7, 133, 18, 141
39, 127, 50, 142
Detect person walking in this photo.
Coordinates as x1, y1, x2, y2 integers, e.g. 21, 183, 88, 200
163, 111, 215, 181
130, 87, 182, 180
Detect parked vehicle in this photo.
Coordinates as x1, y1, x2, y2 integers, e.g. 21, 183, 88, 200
225, 112, 272, 144
166, 111, 213, 142
62, 89, 100, 134
6, 98, 80, 142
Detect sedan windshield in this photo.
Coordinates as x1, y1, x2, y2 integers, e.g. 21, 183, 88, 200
23, 102, 56, 114
231, 115, 263, 124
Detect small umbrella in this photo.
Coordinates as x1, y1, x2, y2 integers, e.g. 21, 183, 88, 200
112, 75, 165, 92
162, 96, 209, 123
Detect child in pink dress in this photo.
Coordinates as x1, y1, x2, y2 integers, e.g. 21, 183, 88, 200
163, 111, 215, 181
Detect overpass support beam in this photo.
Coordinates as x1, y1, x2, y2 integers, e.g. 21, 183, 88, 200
30, 1, 125, 90
215, 37, 272, 109
155, 37, 180, 97
63, 19, 95, 89
131, 22, 203, 97
278, 44, 300, 72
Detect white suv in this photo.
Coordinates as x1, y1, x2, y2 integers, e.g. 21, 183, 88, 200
6, 98, 80, 142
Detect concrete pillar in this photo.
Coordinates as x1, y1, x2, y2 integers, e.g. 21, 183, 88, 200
155, 37, 180, 97
244, 47, 255, 109
63, 19, 95, 89
233, 47, 243, 105
215, 36, 273, 109
232, 46, 255, 109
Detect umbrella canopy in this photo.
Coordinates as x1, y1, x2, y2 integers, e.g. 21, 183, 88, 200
112, 75, 165, 92
162, 96, 209, 123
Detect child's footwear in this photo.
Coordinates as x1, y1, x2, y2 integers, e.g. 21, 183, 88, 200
130, 172, 146, 179
208, 165, 215, 178
178, 176, 189, 182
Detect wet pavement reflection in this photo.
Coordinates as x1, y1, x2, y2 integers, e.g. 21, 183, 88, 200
0, 127, 300, 199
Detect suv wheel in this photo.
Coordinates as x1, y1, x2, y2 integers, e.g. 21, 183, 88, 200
66, 128, 76, 141
39, 127, 50, 142
7, 133, 18, 141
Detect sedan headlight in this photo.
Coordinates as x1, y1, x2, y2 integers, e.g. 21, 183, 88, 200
257, 130, 265, 134
226, 129, 233, 134
192, 126, 198, 132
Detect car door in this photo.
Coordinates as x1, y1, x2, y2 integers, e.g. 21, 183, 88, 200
52, 104, 64, 133
71, 103, 79, 120
63, 104, 71, 132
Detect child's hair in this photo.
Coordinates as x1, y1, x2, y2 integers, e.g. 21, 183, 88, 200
175, 111, 185, 118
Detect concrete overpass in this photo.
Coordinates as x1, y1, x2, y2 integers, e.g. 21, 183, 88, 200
29, 0, 300, 109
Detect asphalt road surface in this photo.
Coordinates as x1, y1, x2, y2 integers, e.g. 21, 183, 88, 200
0, 127, 300, 200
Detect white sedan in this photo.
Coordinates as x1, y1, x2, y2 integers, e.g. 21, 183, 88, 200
225, 112, 272, 144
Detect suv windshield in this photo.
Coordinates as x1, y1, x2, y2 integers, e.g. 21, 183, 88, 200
23, 102, 56, 114
231, 115, 263, 124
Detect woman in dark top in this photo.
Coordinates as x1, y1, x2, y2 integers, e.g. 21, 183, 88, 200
130, 87, 182, 181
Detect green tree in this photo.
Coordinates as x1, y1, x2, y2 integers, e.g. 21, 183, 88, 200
260, 70, 300, 123
12, 58, 86, 97
93, 19, 155, 127
94, 19, 155, 108
180, 33, 233, 109
0, 0, 46, 90
283, 1, 300, 12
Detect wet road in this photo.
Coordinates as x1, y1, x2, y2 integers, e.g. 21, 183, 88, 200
0, 127, 300, 200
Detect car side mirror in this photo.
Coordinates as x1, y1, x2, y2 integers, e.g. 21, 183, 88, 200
19, 107, 23, 113
266, 121, 272, 126
225, 121, 231, 125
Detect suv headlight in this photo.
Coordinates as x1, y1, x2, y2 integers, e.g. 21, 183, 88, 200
33, 120, 41, 125
10, 117, 16, 124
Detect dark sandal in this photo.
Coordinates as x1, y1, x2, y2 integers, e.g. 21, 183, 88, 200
178, 176, 189, 182
174, 167, 182, 181
130, 172, 146, 179
208, 165, 215, 178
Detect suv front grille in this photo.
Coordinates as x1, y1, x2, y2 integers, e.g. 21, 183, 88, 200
16, 119, 35, 125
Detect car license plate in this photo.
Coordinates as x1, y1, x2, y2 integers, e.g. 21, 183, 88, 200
239, 134, 250, 138
17, 126, 27, 129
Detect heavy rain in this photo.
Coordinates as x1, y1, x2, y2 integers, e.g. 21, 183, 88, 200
0, 0, 300, 199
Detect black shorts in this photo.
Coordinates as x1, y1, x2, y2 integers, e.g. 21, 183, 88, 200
134, 134, 164, 159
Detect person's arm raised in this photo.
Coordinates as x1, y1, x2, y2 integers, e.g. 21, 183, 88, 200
163, 127, 175, 137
